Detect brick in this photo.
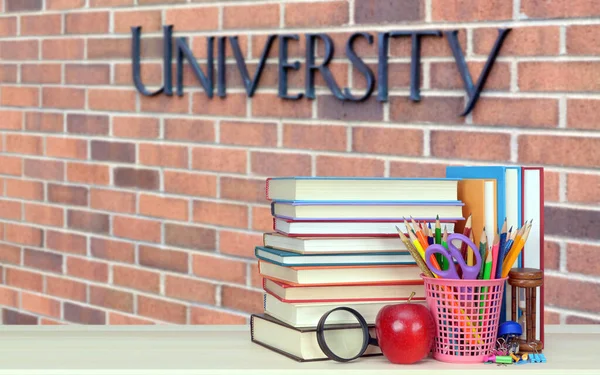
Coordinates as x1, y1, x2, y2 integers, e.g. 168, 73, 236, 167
0, 199, 21, 220
114, 167, 160, 190
46, 276, 87, 302
24, 203, 64, 227
5, 224, 42, 247
220, 121, 277, 147
192, 93, 246, 117
87, 38, 130, 59
286, 1, 348, 27
91, 140, 136, 163
316, 155, 385, 177
472, 98, 559, 128
0, 155, 22, 176
47, 0, 85, 9
5, 179, 42, 201
24, 248, 63, 273
65, 64, 110, 85
66, 11, 109, 34
220, 177, 267, 204
250, 262, 262, 288
251, 151, 311, 177
42, 39, 84, 60
429, 61, 510, 91
64, 302, 106, 325
67, 163, 110, 185
139, 143, 188, 168
113, 265, 160, 293
164, 171, 217, 198
0, 286, 18, 308
67, 209, 110, 234
19, 63, 57, 82
24, 159, 63, 181
0, 244, 20, 264
137, 296, 187, 324
67, 257, 108, 282
5, 0, 42, 12
42, 88, 85, 109
90, 0, 133, 6
164, 119, 214, 143
0, 110, 21, 130
475, 26, 560, 56
521, 0, 600, 18
545, 207, 599, 241
192, 146, 247, 174
0, 64, 17, 82
113, 216, 161, 243
191, 307, 246, 325
355, 0, 423, 24
567, 99, 600, 130
251, 34, 303, 59
21, 14, 62, 36
283, 123, 346, 152
545, 276, 600, 313
224, 4, 279, 29
353, 127, 423, 156
164, 7, 218, 32
25, 112, 63, 133
192, 254, 246, 284
21, 292, 61, 318
0, 17, 17, 36
91, 238, 135, 263
164, 223, 216, 251
193, 35, 249, 59
141, 93, 190, 114
519, 62, 600, 92
109, 313, 154, 325
221, 286, 263, 314
544, 171, 559, 202
46, 138, 87, 160
390, 96, 465, 124
48, 184, 88, 206
193, 201, 248, 228
319, 95, 383, 122
139, 245, 188, 273
3, 309, 37, 325
252, 93, 310, 118
40, 318, 64, 325
5, 134, 42, 155
432, 0, 511, 21
567, 25, 600, 55
519, 135, 600, 168
432, 131, 511, 161
5, 268, 43, 292
566, 316, 600, 324
390, 162, 448, 178
165, 275, 216, 304
90, 286, 133, 313
567, 174, 600, 204
252, 206, 273, 232
46, 230, 87, 255
1, 86, 39, 107
219, 230, 262, 259
113, 117, 160, 139
114, 10, 162, 33
543, 241, 560, 271
0, 40, 38, 60
91, 188, 136, 214
88, 89, 137, 112
139, 194, 188, 221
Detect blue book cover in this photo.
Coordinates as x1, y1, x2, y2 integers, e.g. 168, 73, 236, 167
254, 246, 415, 267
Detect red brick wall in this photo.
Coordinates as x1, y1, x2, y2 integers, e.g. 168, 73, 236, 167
0, 0, 598, 325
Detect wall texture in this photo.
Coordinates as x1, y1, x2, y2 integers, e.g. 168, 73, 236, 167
0, 0, 598, 326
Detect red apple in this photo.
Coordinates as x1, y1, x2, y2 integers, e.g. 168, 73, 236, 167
375, 302, 436, 364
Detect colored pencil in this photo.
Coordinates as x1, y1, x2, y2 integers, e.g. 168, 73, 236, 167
490, 231, 500, 280
460, 213, 473, 260
495, 219, 508, 279
441, 226, 449, 271
396, 226, 435, 278
502, 221, 533, 278
478, 228, 487, 279
467, 230, 475, 267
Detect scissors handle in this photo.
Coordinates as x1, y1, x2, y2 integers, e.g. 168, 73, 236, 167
448, 233, 482, 279
425, 233, 482, 279
425, 244, 460, 279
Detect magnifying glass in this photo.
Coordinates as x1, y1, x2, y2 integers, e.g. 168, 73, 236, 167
315, 307, 379, 362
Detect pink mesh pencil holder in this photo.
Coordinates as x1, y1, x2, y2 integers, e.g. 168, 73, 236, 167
422, 274, 507, 363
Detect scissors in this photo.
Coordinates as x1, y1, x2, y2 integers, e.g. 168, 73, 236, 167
425, 233, 482, 279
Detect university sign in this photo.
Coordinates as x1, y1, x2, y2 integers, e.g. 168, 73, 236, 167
131, 27, 511, 116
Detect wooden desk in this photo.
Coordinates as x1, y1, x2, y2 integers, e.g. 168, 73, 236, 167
0, 325, 597, 374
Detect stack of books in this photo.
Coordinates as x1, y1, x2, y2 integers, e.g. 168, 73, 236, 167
250, 177, 465, 361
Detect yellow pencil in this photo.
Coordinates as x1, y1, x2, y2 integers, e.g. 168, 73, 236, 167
502, 222, 533, 277
396, 226, 435, 278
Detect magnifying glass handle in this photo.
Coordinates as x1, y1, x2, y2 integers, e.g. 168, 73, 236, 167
368, 336, 379, 347
316, 306, 373, 363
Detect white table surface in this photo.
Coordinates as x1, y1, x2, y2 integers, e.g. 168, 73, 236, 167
0, 325, 598, 375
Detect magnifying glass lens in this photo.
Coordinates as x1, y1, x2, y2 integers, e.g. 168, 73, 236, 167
319, 309, 369, 361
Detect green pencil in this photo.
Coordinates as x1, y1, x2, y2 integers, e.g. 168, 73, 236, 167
441, 226, 449, 270
477, 228, 487, 279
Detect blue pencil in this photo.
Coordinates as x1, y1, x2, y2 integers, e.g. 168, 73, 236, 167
496, 225, 512, 279
495, 219, 508, 279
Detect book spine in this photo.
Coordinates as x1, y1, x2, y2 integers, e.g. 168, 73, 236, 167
265, 178, 272, 200
272, 217, 276, 231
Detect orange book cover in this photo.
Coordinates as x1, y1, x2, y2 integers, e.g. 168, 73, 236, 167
454, 179, 497, 245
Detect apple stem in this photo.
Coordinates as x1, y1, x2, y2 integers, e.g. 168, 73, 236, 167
408, 291, 416, 303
